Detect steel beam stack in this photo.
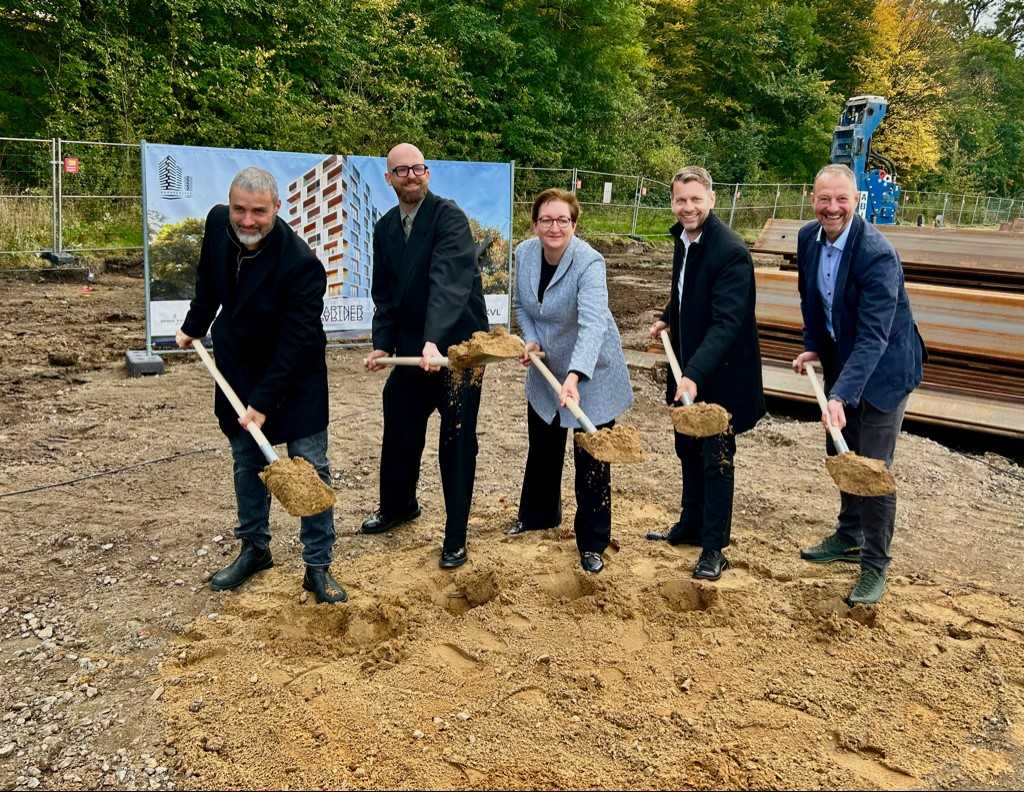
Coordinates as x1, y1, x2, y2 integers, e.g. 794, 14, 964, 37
751, 220, 1024, 438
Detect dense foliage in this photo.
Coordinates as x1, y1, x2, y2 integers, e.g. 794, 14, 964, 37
2, 0, 1022, 193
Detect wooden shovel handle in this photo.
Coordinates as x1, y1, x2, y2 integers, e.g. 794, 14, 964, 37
367, 355, 449, 367
527, 352, 598, 434
802, 361, 850, 453
191, 340, 279, 464
659, 330, 694, 406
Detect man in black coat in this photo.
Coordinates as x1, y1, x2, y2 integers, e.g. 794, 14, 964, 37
363, 143, 489, 569
175, 166, 345, 604
646, 165, 766, 580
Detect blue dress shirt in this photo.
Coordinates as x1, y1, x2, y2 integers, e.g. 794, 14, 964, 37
816, 219, 853, 339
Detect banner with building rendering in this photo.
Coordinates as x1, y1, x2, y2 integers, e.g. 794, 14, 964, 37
141, 142, 513, 347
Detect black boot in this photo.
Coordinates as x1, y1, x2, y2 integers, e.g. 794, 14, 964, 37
303, 566, 348, 604
210, 542, 273, 591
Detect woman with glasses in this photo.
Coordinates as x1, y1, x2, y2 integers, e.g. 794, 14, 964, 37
509, 188, 634, 573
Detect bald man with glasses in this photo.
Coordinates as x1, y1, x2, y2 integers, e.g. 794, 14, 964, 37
363, 143, 489, 569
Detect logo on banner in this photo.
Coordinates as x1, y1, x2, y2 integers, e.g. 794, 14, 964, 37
158, 155, 193, 199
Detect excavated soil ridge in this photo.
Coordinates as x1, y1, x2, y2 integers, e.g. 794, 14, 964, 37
259, 457, 336, 517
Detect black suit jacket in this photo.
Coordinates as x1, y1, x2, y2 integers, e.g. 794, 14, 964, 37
181, 205, 329, 445
660, 212, 766, 434
371, 190, 488, 356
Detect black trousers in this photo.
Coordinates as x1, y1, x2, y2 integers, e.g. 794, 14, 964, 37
518, 403, 612, 555
674, 431, 737, 551
379, 366, 483, 552
828, 395, 908, 574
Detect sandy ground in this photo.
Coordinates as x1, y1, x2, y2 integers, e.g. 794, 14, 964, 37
2, 264, 1024, 791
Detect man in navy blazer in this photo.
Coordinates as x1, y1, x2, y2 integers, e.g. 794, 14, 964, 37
792, 164, 925, 606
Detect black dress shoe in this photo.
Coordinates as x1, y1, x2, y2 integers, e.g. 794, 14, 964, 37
580, 552, 604, 573
210, 543, 273, 591
439, 546, 468, 569
361, 504, 421, 535
645, 522, 700, 546
504, 520, 551, 536
693, 549, 729, 581
303, 566, 348, 604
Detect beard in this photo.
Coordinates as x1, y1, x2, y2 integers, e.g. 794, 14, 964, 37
232, 222, 269, 247
396, 181, 426, 204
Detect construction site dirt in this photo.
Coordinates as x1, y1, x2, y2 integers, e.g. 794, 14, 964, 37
2, 261, 1024, 791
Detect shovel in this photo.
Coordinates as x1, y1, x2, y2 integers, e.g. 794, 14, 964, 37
191, 340, 336, 517
803, 361, 896, 496
659, 330, 731, 437
366, 355, 451, 368
367, 349, 544, 368
527, 351, 643, 464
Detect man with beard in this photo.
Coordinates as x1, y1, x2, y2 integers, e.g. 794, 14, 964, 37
362, 143, 489, 569
646, 165, 765, 581
176, 166, 346, 604
793, 164, 925, 606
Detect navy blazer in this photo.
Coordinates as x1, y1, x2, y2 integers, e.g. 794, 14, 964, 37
796, 214, 925, 411
371, 190, 488, 356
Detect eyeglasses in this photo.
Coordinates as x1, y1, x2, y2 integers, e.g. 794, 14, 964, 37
390, 164, 428, 178
536, 216, 573, 230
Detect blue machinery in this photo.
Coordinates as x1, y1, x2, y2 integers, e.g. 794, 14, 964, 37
829, 95, 901, 224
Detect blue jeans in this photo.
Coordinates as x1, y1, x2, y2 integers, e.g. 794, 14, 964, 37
228, 429, 335, 567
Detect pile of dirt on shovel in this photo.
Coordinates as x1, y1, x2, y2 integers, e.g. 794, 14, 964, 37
447, 326, 525, 371
575, 425, 644, 463
825, 452, 897, 496
671, 402, 731, 437
259, 457, 336, 516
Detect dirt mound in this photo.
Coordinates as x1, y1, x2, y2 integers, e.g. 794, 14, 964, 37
158, 517, 1024, 790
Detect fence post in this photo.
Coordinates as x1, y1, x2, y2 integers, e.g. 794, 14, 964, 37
727, 184, 740, 227
941, 193, 949, 222
56, 138, 64, 255
630, 175, 642, 236
49, 138, 59, 254
1007, 198, 1015, 224
570, 167, 578, 195
798, 185, 806, 220
971, 195, 981, 225
771, 185, 780, 220
957, 194, 966, 226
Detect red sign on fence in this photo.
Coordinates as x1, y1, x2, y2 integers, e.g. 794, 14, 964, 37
63, 157, 80, 174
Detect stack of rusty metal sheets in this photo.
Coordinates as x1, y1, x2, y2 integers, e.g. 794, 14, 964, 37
755, 219, 1024, 291
751, 220, 1024, 437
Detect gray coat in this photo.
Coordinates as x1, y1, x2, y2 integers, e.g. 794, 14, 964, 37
514, 235, 633, 428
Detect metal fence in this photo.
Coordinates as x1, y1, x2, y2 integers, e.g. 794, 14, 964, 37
0, 137, 142, 267
513, 166, 1024, 240
2, 142, 1023, 268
